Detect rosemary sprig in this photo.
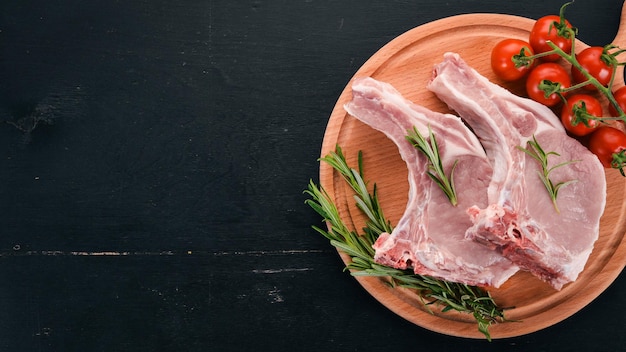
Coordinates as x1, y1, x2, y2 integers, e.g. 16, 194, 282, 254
406, 126, 458, 206
318, 147, 393, 236
304, 145, 506, 341
517, 135, 579, 213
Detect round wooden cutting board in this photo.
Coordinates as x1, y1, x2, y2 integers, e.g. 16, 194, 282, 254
319, 11, 626, 339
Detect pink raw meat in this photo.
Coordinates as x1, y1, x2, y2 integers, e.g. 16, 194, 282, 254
428, 53, 606, 290
344, 76, 519, 288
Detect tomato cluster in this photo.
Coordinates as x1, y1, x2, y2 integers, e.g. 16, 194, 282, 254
490, 5, 626, 174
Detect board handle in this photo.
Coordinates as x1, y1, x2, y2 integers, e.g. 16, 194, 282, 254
611, 0, 626, 87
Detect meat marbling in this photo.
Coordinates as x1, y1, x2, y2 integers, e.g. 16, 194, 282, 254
428, 53, 606, 290
344, 77, 519, 288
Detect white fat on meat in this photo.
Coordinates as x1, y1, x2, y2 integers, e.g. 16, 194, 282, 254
427, 53, 606, 290
344, 77, 519, 288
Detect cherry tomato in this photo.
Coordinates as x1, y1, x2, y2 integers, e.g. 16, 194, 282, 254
529, 15, 574, 62
571, 47, 613, 91
526, 63, 571, 107
608, 86, 626, 117
491, 39, 534, 81
588, 127, 626, 170
560, 94, 602, 136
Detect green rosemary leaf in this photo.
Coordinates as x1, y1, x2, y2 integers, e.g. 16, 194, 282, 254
354, 195, 377, 224
330, 240, 368, 261
549, 160, 581, 174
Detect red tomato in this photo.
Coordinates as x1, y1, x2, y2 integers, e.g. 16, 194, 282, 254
491, 39, 534, 81
571, 47, 613, 91
588, 127, 626, 171
608, 86, 626, 117
529, 15, 574, 62
560, 94, 602, 136
526, 63, 571, 107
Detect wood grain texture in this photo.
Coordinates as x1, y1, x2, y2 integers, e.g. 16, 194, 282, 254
320, 12, 626, 339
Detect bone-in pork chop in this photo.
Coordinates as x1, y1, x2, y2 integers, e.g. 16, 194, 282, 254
345, 77, 519, 288
428, 53, 606, 290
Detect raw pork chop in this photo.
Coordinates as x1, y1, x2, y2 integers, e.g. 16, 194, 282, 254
428, 53, 606, 290
344, 77, 519, 288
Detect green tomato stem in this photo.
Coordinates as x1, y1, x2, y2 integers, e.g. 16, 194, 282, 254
612, 150, 626, 176
546, 41, 626, 121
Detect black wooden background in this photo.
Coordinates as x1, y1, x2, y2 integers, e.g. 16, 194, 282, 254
1, 1, 624, 351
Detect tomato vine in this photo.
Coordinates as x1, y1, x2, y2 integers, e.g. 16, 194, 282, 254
490, 2, 626, 176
